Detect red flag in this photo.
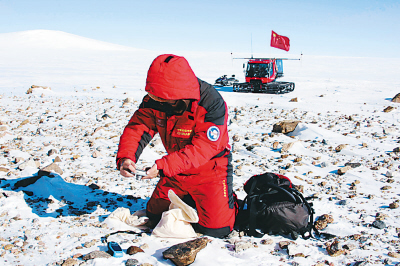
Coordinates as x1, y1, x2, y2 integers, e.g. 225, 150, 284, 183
270, 31, 290, 51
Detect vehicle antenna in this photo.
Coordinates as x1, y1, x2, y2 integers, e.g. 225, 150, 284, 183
251, 33, 253, 59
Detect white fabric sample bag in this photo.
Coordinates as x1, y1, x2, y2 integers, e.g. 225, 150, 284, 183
152, 189, 199, 238
103, 208, 149, 231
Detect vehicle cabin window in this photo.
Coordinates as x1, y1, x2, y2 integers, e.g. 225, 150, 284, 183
246, 63, 271, 78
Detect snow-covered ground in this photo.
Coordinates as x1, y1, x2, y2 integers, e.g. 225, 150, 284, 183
0, 30, 399, 266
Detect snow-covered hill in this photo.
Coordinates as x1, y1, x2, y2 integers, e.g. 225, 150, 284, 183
0, 30, 138, 51
0, 30, 399, 266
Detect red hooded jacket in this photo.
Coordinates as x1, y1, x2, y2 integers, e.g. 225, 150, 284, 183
117, 55, 231, 178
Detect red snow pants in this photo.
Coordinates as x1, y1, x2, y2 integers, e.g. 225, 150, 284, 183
146, 153, 236, 238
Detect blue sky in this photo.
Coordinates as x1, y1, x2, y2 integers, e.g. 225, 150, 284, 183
1, 0, 399, 58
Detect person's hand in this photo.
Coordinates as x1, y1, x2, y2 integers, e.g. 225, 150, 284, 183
119, 158, 136, 177
142, 164, 159, 180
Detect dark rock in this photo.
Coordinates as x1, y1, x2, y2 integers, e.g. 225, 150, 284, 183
272, 120, 300, 134
101, 114, 112, 120
343, 243, 356, 251
326, 240, 345, 257
383, 106, 394, 113
246, 145, 255, 151
278, 240, 295, 249
319, 232, 337, 240
345, 162, 361, 168
389, 202, 399, 209
371, 220, 386, 229
337, 166, 351, 175
88, 183, 100, 190
353, 261, 368, 266
125, 258, 139, 266
314, 214, 334, 230
47, 149, 58, 156
314, 219, 328, 230
127, 246, 144, 255
37, 170, 55, 177
319, 214, 334, 223
162, 237, 210, 266
82, 250, 111, 261
391, 93, 400, 103
335, 144, 348, 152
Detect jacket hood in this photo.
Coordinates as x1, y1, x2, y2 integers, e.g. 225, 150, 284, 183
145, 54, 200, 101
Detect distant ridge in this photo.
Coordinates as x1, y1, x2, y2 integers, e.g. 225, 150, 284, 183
0, 29, 142, 51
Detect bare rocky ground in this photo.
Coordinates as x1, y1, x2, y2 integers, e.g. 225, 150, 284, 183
0, 92, 399, 266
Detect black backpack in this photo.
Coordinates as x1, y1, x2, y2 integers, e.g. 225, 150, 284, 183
235, 172, 316, 239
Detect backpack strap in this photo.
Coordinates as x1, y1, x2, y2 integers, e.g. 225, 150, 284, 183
290, 188, 319, 239
259, 183, 298, 203
245, 177, 264, 237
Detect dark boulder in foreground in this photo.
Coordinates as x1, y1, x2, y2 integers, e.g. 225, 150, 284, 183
162, 237, 210, 266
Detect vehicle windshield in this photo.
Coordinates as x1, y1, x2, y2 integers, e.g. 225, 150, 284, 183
246, 63, 272, 78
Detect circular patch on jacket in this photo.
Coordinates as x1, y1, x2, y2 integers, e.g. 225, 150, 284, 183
207, 126, 220, 142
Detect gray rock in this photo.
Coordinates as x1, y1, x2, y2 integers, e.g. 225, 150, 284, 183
40, 162, 63, 175
18, 159, 38, 170
61, 258, 79, 266
345, 162, 361, 168
235, 241, 253, 253
125, 258, 139, 266
227, 230, 239, 238
386, 171, 394, 177
372, 220, 386, 229
82, 250, 111, 261
320, 161, 329, 168
162, 237, 210, 266
287, 243, 302, 256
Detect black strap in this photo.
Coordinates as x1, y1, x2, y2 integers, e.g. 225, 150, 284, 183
101, 230, 142, 243
211, 148, 229, 159
259, 183, 298, 203
245, 178, 264, 237
291, 188, 318, 239
164, 55, 174, 63
247, 195, 264, 237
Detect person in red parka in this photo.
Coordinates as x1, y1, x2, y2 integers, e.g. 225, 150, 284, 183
116, 54, 236, 238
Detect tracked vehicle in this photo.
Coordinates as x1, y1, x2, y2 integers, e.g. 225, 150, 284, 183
233, 58, 296, 94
